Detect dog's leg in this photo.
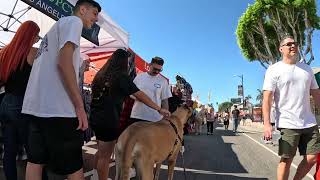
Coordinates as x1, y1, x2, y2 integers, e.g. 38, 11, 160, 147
153, 163, 161, 180
167, 158, 177, 180
136, 157, 153, 180
115, 147, 120, 180
115, 144, 132, 180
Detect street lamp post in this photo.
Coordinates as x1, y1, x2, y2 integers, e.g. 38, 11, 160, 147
234, 74, 244, 108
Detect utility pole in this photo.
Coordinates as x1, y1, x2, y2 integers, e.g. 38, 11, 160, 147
241, 75, 244, 108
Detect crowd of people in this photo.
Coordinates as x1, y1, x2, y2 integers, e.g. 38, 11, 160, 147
1, 0, 320, 180
0, 1, 187, 179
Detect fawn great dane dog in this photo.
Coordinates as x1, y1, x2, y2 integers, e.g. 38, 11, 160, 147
115, 104, 192, 180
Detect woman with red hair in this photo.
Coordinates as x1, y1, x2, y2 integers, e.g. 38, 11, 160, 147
0, 20, 39, 180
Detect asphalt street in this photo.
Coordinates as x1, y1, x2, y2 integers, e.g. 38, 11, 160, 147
0, 121, 317, 180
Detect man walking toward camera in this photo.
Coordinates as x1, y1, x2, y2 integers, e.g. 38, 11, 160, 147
231, 105, 240, 133
263, 35, 320, 180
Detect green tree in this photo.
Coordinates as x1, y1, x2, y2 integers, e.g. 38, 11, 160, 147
218, 101, 233, 112
245, 95, 252, 101
245, 95, 252, 107
236, 0, 320, 68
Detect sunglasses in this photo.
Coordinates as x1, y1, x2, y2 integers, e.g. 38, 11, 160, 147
281, 42, 298, 47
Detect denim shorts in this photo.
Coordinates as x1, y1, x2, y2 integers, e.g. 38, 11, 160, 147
0, 93, 28, 149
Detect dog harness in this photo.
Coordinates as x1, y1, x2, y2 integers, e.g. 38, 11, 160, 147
167, 120, 183, 159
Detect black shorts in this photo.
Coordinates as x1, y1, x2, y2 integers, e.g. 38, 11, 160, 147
224, 120, 229, 125
91, 124, 120, 142
27, 115, 83, 175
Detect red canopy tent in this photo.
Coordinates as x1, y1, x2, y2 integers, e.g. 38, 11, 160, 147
84, 50, 168, 84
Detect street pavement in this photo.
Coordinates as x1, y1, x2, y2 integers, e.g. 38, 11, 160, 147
0, 120, 317, 180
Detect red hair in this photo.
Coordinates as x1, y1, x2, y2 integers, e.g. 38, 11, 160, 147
0, 21, 40, 83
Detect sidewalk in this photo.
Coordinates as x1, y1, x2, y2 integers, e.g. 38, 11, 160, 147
237, 119, 264, 133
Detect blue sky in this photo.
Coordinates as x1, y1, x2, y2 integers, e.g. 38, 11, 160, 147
97, 0, 320, 109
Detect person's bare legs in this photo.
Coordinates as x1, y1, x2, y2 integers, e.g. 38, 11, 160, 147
67, 168, 85, 180
293, 154, 317, 180
25, 162, 43, 180
96, 140, 116, 180
277, 157, 293, 180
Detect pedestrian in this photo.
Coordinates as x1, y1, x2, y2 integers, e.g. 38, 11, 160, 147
194, 105, 206, 135
130, 56, 172, 123
231, 105, 240, 133
21, 1, 101, 180
90, 49, 170, 180
206, 107, 215, 135
263, 35, 320, 180
223, 109, 229, 130
0, 21, 39, 180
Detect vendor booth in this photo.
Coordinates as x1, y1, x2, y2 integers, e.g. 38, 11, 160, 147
0, 0, 168, 84
0, 0, 129, 51
83, 49, 158, 84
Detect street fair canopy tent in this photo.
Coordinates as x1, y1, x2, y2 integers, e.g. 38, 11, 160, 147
84, 49, 169, 84
0, 0, 169, 84
0, 0, 129, 51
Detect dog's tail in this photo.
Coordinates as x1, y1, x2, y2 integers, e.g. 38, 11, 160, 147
115, 138, 136, 180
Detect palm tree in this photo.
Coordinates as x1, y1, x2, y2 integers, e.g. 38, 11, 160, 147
218, 101, 233, 112
244, 95, 252, 107
245, 95, 252, 101
256, 89, 263, 107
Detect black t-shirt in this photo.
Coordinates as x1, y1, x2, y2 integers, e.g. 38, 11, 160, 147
90, 73, 139, 128
5, 62, 32, 96
232, 109, 240, 119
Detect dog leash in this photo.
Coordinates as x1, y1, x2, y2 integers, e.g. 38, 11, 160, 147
166, 120, 183, 159
180, 142, 188, 180
166, 118, 188, 180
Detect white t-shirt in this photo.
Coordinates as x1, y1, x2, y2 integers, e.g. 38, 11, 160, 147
22, 16, 83, 118
130, 72, 172, 122
263, 61, 319, 129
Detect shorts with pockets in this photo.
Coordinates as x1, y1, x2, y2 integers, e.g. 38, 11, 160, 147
26, 115, 84, 175
278, 125, 320, 158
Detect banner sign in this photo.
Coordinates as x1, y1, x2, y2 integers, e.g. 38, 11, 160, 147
21, 0, 100, 45
238, 85, 243, 97
231, 98, 241, 104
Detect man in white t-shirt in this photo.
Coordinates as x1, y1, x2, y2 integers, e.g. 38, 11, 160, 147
22, 1, 101, 180
130, 57, 172, 122
263, 35, 320, 180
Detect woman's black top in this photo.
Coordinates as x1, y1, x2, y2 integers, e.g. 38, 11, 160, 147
5, 61, 32, 96
90, 73, 139, 129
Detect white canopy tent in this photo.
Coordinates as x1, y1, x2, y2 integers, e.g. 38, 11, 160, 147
0, 0, 129, 54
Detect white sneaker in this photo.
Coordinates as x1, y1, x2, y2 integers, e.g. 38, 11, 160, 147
91, 169, 98, 179
129, 167, 136, 178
